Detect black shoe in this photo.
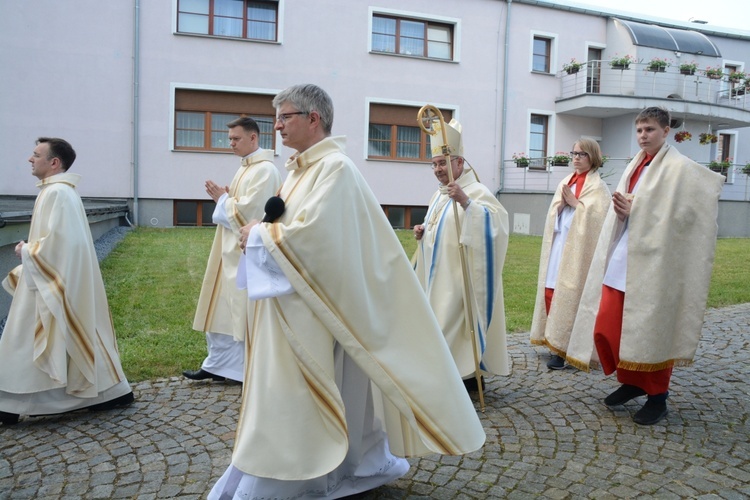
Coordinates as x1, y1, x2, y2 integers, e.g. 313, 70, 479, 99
183, 368, 225, 382
633, 397, 669, 425
88, 392, 135, 412
0, 411, 20, 425
604, 384, 646, 407
547, 355, 565, 370
463, 376, 485, 393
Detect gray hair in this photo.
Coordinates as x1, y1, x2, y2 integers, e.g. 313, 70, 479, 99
272, 84, 334, 134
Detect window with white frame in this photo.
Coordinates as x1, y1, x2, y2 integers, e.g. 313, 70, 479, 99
174, 89, 275, 151
177, 0, 279, 41
371, 13, 455, 61
368, 103, 453, 162
529, 114, 549, 169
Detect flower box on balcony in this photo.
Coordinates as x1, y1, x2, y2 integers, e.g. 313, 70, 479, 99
562, 59, 583, 75
548, 152, 571, 167
704, 67, 724, 80
679, 62, 697, 75
609, 55, 634, 70
647, 58, 669, 72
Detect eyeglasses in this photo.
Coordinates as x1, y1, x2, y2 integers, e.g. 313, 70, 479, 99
275, 111, 308, 124
430, 158, 458, 169
569, 151, 589, 158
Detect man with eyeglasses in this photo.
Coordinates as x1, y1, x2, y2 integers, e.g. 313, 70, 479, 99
185, 117, 282, 384
568, 106, 724, 426
413, 119, 510, 393
0, 137, 133, 426
209, 84, 485, 499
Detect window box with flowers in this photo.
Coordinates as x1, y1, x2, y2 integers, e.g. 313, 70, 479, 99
562, 59, 583, 75
610, 54, 635, 70
548, 152, 571, 166
699, 133, 718, 145
728, 71, 746, 83
674, 130, 692, 143
647, 58, 669, 72
708, 158, 732, 178
512, 152, 530, 168
704, 67, 724, 80
679, 62, 697, 75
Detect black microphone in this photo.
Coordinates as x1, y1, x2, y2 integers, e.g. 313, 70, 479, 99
261, 196, 285, 223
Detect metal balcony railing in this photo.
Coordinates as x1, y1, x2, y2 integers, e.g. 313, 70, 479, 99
559, 61, 749, 110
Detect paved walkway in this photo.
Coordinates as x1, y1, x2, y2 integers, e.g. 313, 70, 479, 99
1, 304, 748, 499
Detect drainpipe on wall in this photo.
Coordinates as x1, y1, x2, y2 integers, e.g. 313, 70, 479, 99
131, 0, 141, 226
499, 0, 513, 193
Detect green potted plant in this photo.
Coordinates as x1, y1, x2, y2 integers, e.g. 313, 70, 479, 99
743, 162, 750, 176
610, 54, 635, 70
512, 152, 530, 167
728, 70, 746, 83
647, 58, 669, 72
562, 58, 583, 75
704, 67, 724, 80
707, 158, 732, 177
679, 62, 697, 75
548, 152, 571, 166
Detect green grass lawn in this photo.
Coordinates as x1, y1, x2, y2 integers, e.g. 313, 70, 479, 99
100, 227, 750, 381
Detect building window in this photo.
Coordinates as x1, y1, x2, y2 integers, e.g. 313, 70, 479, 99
532, 36, 551, 73
371, 14, 453, 60
174, 200, 216, 226
383, 205, 428, 229
177, 0, 278, 41
368, 104, 453, 162
174, 89, 275, 151
529, 114, 549, 170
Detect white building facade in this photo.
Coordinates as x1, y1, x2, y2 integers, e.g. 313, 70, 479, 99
1, 0, 749, 234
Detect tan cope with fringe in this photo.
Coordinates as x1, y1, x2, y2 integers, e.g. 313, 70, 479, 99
192, 150, 281, 341
0, 173, 127, 397
230, 137, 485, 480
566, 144, 724, 372
530, 170, 610, 357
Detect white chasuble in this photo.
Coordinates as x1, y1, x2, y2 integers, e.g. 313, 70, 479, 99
566, 144, 724, 371
230, 136, 485, 481
192, 150, 281, 341
414, 168, 510, 378
529, 170, 610, 358
0, 173, 129, 411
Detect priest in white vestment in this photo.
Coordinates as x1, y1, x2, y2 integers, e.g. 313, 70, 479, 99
186, 117, 282, 383
530, 138, 610, 370
0, 137, 133, 426
413, 118, 510, 390
567, 107, 724, 425
208, 84, 486, 499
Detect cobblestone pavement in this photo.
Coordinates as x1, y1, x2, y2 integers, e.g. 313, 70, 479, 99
1, 304, 748, 499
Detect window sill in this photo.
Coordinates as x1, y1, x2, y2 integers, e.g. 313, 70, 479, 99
174, 32, 281, 45
369, 50, 458, 64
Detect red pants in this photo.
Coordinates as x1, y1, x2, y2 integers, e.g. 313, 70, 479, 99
593, 285, 672, 395
544, 287, 554, 315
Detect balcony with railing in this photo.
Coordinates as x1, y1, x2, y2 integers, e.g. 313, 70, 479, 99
555, 61, 750, 128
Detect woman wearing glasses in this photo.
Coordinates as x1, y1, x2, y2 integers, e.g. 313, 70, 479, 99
530, 138, 610, 370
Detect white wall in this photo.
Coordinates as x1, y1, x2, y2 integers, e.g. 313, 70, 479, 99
0, 1, 134, 198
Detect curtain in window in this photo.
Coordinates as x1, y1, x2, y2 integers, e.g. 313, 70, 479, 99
399, 20, 425, 56
176, 112, 206, 147
368, 124, 392, 156
396, 126, 421, 158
